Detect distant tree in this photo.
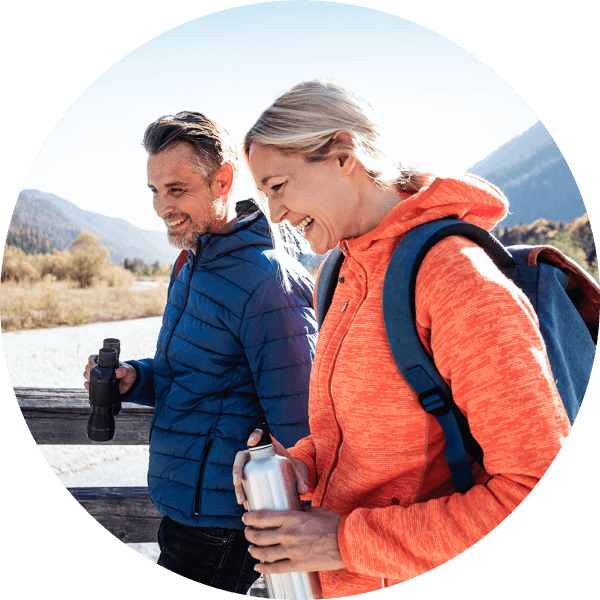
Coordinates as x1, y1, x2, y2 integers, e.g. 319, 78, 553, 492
123, 257, 146, 276
570, 214, 596, 265
68, 233, 110, 288
1, 246, 41, 282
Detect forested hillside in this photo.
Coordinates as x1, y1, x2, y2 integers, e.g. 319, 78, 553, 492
492, 213, 597, 280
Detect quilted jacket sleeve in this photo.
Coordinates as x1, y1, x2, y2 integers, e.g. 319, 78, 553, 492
120, 357, 156, 407
239, 272, 317, 449
286, 261, 324, 497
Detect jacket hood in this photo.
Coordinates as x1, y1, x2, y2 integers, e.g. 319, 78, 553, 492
348, 174, 508, 252
195, 198, 315, 267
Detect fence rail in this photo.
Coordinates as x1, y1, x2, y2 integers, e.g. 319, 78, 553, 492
16, 387, 160, 542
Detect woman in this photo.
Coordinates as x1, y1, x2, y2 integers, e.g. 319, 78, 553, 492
233, 80, 570, 598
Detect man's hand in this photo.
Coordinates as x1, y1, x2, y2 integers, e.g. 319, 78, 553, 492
83, 355, 137, 395
243, 506, 344, 573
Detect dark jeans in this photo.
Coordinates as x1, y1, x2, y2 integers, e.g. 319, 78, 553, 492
157, 516, 260, 594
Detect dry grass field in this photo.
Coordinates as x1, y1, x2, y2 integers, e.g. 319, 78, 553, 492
0, 280, 168, 332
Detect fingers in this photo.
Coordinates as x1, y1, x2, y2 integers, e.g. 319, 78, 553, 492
244, 507, 344, 573
247, 428, 264, 447
232, 428, 265, 506
294, 466, 310, 495
232, 430, 310, 507
84, 356, 136, 395
116, 363, 136, 394
83, 355, 96, 389
232, 449, 251, 506
115, 365, 128, 379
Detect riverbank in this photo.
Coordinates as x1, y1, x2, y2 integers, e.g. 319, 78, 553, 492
3, 316, 163, 560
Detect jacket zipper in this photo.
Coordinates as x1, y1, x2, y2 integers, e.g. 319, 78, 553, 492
321, 243, 351, 501
321, 242, 370, 503
149, 250, 199, 445
194, 434, 214, 516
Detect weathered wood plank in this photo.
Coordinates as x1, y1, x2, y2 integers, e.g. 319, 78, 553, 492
15, 387, 154, 445
69, 486, 162, 544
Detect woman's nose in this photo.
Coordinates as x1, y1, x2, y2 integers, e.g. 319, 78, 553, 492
268, 195, 287, 224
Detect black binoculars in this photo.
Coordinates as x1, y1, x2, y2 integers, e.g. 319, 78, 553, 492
87, 338, 122, 442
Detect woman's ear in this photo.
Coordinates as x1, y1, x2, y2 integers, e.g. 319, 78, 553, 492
332, 131, 357, 176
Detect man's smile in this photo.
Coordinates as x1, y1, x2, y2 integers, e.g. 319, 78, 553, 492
164, 214, 190, 228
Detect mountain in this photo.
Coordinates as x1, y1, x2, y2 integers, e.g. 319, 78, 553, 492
6, 217, 58, 255
11, 122, 588, 266
13, 190, 180, 265
468, 121, 587, 227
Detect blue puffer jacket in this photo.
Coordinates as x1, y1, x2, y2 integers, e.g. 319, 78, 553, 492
124, 200, 317, 529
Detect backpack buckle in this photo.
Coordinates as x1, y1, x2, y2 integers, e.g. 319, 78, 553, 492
418, 389, 449, 417
405, 366, 450, 417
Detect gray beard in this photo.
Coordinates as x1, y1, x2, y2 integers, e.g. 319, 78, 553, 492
167, 219, 216, 250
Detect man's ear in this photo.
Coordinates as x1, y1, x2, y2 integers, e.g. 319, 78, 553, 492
332, 131, 357, 176
212, 162, 234, 198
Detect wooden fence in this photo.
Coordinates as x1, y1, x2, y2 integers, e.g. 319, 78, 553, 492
16, 387, 161, 544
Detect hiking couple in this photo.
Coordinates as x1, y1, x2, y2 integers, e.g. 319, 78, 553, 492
85, 80, 594, 597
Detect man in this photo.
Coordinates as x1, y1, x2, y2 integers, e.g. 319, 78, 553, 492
84, 112, 317, 594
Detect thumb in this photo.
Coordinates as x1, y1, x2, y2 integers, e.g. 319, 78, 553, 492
294, 465, 310, 494
115, 364, 130, 379
115, 366, 126, 379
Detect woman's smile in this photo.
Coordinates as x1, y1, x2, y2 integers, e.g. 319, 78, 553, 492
248, 143, 357, 255
294, 216, 314, 234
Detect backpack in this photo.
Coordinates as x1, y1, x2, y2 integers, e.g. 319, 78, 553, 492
316, 218, 600, 493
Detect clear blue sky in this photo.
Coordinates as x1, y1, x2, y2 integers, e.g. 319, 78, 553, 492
21, 1, 539, 231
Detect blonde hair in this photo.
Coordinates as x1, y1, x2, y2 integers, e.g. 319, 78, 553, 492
244, 80, 424, 289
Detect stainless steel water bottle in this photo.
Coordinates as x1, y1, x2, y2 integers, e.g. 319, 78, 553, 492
242, 424, 323, 600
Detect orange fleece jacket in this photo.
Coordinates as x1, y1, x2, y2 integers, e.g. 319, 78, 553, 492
287, 174, 571, 598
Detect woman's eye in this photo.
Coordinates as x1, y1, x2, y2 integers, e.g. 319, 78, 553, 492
271, 182, 284, 193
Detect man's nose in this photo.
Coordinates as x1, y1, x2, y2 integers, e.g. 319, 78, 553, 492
154, 193, 175, 218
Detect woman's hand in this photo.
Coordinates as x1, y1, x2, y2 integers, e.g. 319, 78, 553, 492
243, 506, 344, 573
232, 429, 310, 507
83, 355, 137, 395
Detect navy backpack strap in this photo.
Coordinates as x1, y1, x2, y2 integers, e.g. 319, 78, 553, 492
316, 247, 345, 330
383, 219, 510, 493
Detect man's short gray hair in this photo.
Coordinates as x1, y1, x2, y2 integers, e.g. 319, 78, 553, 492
143, 111, 238, 187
